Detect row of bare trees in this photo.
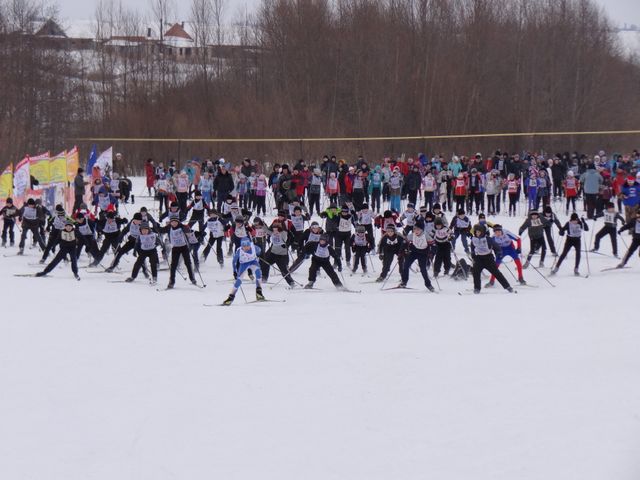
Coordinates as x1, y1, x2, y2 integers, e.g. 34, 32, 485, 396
0, 0, 639, 174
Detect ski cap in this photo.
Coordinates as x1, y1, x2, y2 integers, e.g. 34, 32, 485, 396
240, 237, 252, 247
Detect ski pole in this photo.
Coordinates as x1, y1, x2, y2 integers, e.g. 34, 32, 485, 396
380, 259, 398, 290
238, 284, 248, 303
191, 251, 207, 287
528, 261, 556, 287
583, 230, 591, 277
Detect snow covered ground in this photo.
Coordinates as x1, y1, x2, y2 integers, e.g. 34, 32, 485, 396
1, 177, 640, 480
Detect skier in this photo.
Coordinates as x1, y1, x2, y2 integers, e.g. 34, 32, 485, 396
125, 221, 160, 284
518, 211, 549, 268
398, 219, 436, 291
105, 212, 144, 272
90, 210, 127, 267
333, 205, 354, 270
202, 209, 227, 266
469, 224, 514, 294
35, 219, 80, 280
159, 217, 198, 289
1, 198, 17, 247
432, 217, 453, 277
592, 201, 625, 257
450, 208, 471, 254
303, 233, 344, 290
485, 224, 526, 286
350, 225, 373, 274
542, 206, 562, 257
261, 223, 295, 287
376, 224, 405, 282
74, 213, 99, 262
40, 205, 68, 263
222, 237, 265, 305
563, 171, 580, 214
616, 209, 640, 268
399, 202, 418, 236
551, 213, 589, 276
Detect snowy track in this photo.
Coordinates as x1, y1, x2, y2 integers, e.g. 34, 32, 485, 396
1, 178, 639, 479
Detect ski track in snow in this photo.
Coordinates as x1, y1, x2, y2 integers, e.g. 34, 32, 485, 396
1, 177, 640, 480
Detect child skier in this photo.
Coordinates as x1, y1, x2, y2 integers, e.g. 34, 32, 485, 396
518, 211, 549, 268
470, 224, 513, 294
303, 233, 344, 290
125, 221, 160, 284
485, 224, 526, 286
222, 237, 265, 305
551, 213, 589, 276
376, 224, 405, 282
432, 218, 453, 277
399, 219, 436, 291
350, 225, 373, 274
616, 210, 640, 268
592, 201, 625, 257
1, 198, 17, 247
35, 219, 80, 280
451, 209, 471, 254
159, 217, 198, 289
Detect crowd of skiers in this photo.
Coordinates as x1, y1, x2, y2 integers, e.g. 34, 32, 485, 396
3, 148, 640, 301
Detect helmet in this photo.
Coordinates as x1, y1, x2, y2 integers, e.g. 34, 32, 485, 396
140, 221, 150, 230
319, 233, 329, 243
240, 237, 252, 247
356, 225, 366, 233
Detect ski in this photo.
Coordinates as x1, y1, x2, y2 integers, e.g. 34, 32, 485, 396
13, 273, 40, 277
382, 286, 416, 291
601, 266, 630, 272
246, 299, 286, 304
458, 289, 518, 296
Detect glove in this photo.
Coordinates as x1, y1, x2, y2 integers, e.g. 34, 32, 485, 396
233, 271, 237, 279
379, 254, 384, 261
516, 248, 521, 255
618, 229, 623, 235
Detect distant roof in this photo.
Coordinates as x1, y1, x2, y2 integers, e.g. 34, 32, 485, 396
164, 23, 193, 41
35, 19, 67, 38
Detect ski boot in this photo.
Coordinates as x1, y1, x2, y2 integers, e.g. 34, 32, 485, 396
222, 293, 235, 306
125, 277, 135, 283
573, 268, 580, 276
550, 267, 558, 276
473, 288, 480, 294
426, 284, 435, 293
35, 271, 46, 277
398, 282, 407, 288
38, 258, 45, 264
304, 282, 314, 289
74, 274, 81, 281
166, 282, 174, 289
522, 260, 530, 269
375, 276, 385, 283
150, 277, 157, 286
190, 278, 198, 286
518, 277, 527, 285
538, 260, 544, 268
506, 287, 514, 293
105, 266, 115, 273
484, 280, 495, 288
256, 287, 265, 301
1, 240, 5, 247
17, 248, 24, 256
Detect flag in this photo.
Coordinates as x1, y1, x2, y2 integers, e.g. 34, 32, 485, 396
96, 147, 113, 174
29, 152, 51, 185
49, 150, 67, 184
86, 144, 97, 173
14, 156, 30, 198
0, 163, 12, 199
66, 146, 79, 182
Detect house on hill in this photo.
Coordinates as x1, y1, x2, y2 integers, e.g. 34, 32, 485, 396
163, 23, 194, 57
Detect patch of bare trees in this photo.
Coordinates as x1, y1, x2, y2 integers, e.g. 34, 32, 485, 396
1, 0, 639, 173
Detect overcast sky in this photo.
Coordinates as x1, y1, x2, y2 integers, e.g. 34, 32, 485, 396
57, 0, 639, 27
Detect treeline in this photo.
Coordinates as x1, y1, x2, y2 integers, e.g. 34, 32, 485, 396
1, 0, 639, 174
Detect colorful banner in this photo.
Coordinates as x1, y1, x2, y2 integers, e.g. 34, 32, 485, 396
14, 156, 30, 198
49, 150, 67, 184
0, 163, 12, 199
29, 152, 51, 185
66, 146, 79, 182
96, 147, 113, 174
